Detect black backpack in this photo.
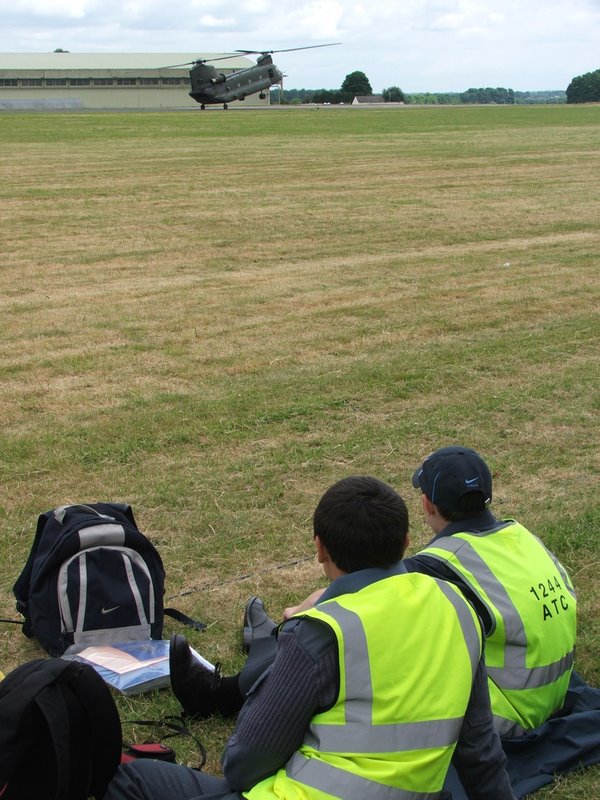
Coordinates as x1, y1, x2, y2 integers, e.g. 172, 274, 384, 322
0, 658, 122, 800
13, 503, 168, 656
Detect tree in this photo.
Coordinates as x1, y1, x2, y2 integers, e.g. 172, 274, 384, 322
313, 89, 343, 104
566, 69, 600, 103
382, 86, 405, 103
340, 71, 372, 102
460, 86, 515, 104
53, 48, 70, 53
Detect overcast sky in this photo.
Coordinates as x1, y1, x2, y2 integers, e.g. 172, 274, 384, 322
2, 0, 599, 92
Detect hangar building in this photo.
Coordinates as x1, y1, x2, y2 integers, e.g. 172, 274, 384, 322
0, 52, 268, 110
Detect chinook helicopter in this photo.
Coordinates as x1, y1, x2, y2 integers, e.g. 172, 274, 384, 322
166, 43, 340, 109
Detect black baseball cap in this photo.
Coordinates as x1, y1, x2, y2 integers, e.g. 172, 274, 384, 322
411, 446, 492, 511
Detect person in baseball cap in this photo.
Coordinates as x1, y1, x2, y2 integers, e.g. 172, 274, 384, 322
408, 445, 576, 746
411, 445, 492, 517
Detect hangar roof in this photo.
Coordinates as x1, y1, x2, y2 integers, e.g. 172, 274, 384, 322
0, 53, 253, 71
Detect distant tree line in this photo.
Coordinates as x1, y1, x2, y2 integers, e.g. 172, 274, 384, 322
566, 69, 600, 103
460, 87, 515, 104
513, 90, 566, 105
272, 75, 566, 106
272, 71, 408, 104
407, 89, 565, 105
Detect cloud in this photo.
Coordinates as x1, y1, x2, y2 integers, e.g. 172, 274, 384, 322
288, 1, 345, 39
198, 15, 236, 28
2, 0, 600, 91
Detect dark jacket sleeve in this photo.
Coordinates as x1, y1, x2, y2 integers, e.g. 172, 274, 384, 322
452, 658, 516, 800
221, 618, 338, 792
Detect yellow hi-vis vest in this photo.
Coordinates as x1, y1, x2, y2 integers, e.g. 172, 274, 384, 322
244, 572, 482, 800
419, 520, 577, 736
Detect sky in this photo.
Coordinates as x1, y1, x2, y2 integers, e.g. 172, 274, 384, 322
2, 0, 600, 93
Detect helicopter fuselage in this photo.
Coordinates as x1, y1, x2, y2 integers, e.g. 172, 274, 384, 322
189, 55, 283, 106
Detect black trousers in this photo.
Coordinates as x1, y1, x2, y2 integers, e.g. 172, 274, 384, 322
102, 759, 242, 800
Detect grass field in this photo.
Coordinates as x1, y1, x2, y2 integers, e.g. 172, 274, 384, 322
1, 104, 599, 797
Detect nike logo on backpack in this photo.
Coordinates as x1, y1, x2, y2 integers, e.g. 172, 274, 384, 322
101, 606, 120, 615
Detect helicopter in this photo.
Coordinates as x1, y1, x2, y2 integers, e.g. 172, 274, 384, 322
166, 44, 340, 109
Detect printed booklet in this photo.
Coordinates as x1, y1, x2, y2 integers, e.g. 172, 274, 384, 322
62, 639, 214, 695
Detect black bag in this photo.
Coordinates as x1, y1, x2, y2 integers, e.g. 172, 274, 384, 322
0, 658, 122, 800
13, 503, 168, 656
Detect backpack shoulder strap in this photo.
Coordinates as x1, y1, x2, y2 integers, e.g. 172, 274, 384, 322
35, 660, 116, 800
64, 662, 122, 798
0, 658, 68, 718
163, 607, 206, 631
34, 678, 74, 800
12, 511, 54, 621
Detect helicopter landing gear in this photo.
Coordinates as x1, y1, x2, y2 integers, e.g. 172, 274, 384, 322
200, 103, 206, 110
223, 103, 229, 110
259, 92, 266, 99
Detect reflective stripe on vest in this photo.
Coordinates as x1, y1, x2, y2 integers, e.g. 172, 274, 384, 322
286, 752, 441, 800
487, 650, 574, 691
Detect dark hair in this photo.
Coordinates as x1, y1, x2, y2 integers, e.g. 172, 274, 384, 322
313, 476, 409, 573
436, 491, 488, 522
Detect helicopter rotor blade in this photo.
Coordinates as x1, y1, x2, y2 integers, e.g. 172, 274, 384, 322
202, 53, 253, 63
160, 53, 244, 69
160, 43, 341, 69
160, 61, 198, 69
235, 43, 341, 56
